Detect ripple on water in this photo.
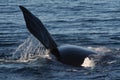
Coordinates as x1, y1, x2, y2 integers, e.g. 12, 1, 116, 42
0, 0, 120, 80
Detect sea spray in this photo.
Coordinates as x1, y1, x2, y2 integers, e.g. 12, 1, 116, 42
12, 35, 47, 61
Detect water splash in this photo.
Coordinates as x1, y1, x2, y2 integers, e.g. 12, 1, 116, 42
81, 46, 113, 68
82, 57, 95, 68
88, 46, 111, 54
11, 34, 116, 68
12, 35, 48, 61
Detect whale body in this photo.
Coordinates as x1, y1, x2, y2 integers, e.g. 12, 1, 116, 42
19, 6, 96, 66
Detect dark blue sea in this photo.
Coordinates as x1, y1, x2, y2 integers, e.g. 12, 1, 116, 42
0, 0, 120, 80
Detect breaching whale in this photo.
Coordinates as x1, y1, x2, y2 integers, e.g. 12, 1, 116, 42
19, 6, 96, 66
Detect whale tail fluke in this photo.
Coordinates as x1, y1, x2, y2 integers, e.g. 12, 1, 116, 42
19, 6, 60, 58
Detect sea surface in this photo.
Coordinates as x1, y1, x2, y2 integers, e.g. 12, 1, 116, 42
0, 0, 120, 80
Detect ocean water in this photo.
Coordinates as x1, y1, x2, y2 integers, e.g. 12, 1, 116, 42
0, 0, 120, 80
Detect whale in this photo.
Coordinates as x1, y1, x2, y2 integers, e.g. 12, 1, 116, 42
19, 6, 96, 67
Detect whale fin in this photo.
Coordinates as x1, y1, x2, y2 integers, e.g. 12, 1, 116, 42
19, 6, 59, 56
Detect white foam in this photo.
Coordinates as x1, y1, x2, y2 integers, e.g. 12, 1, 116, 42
88, 46, 111, 53
82, 57, 95, 68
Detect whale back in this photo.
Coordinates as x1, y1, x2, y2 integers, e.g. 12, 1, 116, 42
58, 45, 95, 66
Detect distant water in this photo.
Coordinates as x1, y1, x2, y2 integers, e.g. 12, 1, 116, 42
0, 0, 120, 80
